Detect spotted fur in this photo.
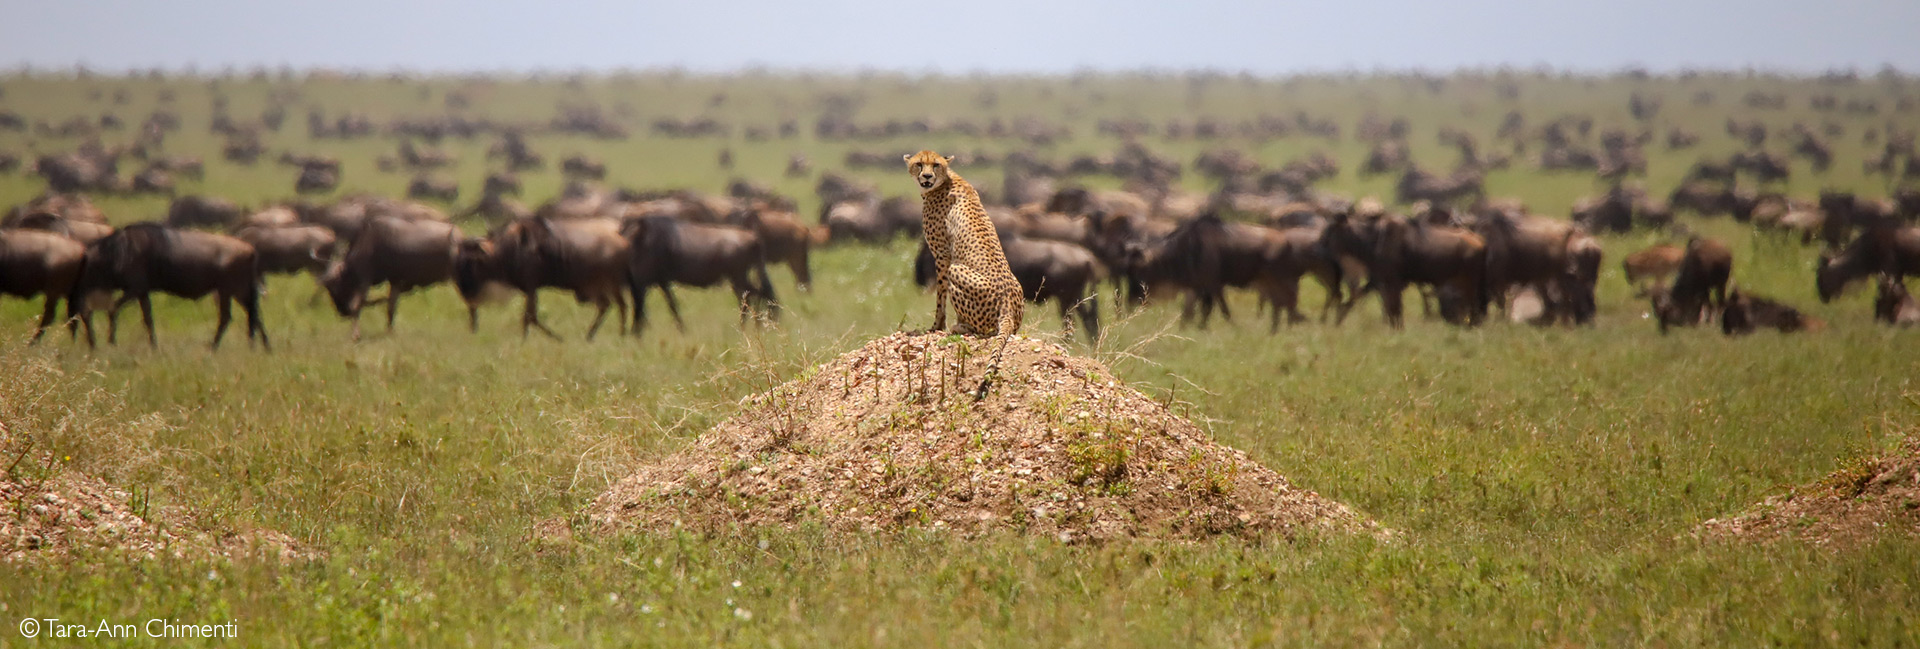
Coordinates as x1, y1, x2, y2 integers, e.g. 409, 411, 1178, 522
905, 150, 1023, 337
907, 150, 1023, 398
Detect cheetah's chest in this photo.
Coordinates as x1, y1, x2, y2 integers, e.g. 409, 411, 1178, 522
945, 209, 973, 256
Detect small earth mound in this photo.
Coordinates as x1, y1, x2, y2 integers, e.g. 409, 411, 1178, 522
1698, 437, 1920, 547
2, 467, 313, 562
588, 333, 1385, 542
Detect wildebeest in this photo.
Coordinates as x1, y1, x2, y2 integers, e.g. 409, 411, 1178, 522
166, 195, 245, 230
1622, 244, 1684, 288
1720, 288, 1822, 336
1476, 210, 1600, 325
1649, 237, 1733, 332
1322, 209, 1487, 328
1816, 223, 1920, 302
129, 166, 175, 196
561, 154, 607, 180
1125, 214, 1348, 331
319, 216, 462, 341
234, 224, 337, 276
1874, 276, 1919, 326
453, 217, 630, 340
622, 215, 777, 334
917, 232, 1107, 340
0, 228, 86, 342
295, 166, 340, 194
7, 211, 114, 245
730, 202, 822, 290
407, 174, 460, 203
67, 223, 268, 350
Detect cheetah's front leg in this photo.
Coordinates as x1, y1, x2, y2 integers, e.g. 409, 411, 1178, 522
928, 265, 949, 332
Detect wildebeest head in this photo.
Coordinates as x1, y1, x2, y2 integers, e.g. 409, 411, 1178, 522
452, 237, 498, 302
904, 150, 955, 192
318, 259, 363, 317
1815, 249, 1849, 303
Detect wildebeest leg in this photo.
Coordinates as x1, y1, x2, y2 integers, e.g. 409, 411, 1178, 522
793, 251, 811, 292
106, 294, 137, 345
1379, 282, 1406, 329
242, 288, 270, 351
137, 294, 157, 348
614, 292, 630, 336
628, 283, 649, 334
385, 290, 402, 334
1078, 293, 1101, 342
659, 284, 687, 332
585, 296, 611, 341
30, 294, 60, 344
730, 274, 754, 327
211, 293, 233, 350
521, 291, 560, 340
467, 304, 480, 333
73, 297, 97, 348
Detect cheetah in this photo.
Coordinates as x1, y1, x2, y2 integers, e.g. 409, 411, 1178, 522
905, 150, 1023, 397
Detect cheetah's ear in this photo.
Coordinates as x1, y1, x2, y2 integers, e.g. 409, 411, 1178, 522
943, 155, 954, 163
902, 154, 913, 163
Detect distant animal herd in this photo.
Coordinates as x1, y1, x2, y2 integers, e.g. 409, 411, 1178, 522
2, 78, 1919, 350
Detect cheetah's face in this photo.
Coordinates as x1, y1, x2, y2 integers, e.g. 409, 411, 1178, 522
904, 150, 955, 191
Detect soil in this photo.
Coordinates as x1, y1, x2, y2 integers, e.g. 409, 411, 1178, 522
1697, 437, 1920, 547
2, 467, 313, 562
588, 332, 1386, 542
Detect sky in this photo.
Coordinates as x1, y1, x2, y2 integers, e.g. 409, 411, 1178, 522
4, 0, 1920, 76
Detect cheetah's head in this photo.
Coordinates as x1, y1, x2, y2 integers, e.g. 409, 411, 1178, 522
904, 150, 955, 192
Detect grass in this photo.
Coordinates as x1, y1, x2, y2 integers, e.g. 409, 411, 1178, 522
1, 70, 1918, 646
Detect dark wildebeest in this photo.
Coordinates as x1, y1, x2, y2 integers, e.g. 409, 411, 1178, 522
1322, 209, 1488, 328
1720, 288, 1823, 336
166, 195, 245, 230
1476, 210, 1600, 325
407, 174, 459, 203
296, 167, 339, 194
0, 228, 86, 342
9, 211, 114, 245
819, 194, 920, 244
730, 202, 822, 291
916, 232, 1107, 340
68, 223, 268, 350
1126, 214, 1346, 332
453, 217, 630, 340
319, 216, 462, 341
1667, 181, 1733, 217
129, 166, 175, 196
1874, 276, 1919, 326
1622, 244, 1684, 288
561, 154, 607, 180
1816, 223, 1920, 302
1648, 237, 1733, 332
1395, 166, 1485, 206
622, 215, 777, 334
483, 172, 521, 197
234, 224, 337, 276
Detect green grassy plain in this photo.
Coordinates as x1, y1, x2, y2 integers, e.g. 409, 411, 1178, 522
1, 71, 1917, 647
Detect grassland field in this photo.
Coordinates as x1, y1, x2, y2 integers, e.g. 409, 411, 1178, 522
0, 70, 1917, 647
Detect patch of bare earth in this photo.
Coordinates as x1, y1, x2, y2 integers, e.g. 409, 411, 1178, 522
588, 332, 1385, 542
1698, 437, 1920, 547
2, 464, 314, 563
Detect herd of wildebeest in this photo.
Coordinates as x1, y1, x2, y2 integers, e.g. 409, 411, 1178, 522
1, 77, 1919, 351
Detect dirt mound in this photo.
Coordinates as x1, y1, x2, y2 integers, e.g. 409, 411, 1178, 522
1698, 438, 1920, 547
2, 467, 313, 563
588, 333, 1384, 542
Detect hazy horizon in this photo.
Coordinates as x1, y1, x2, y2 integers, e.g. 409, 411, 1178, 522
5, 0, 1920, 76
